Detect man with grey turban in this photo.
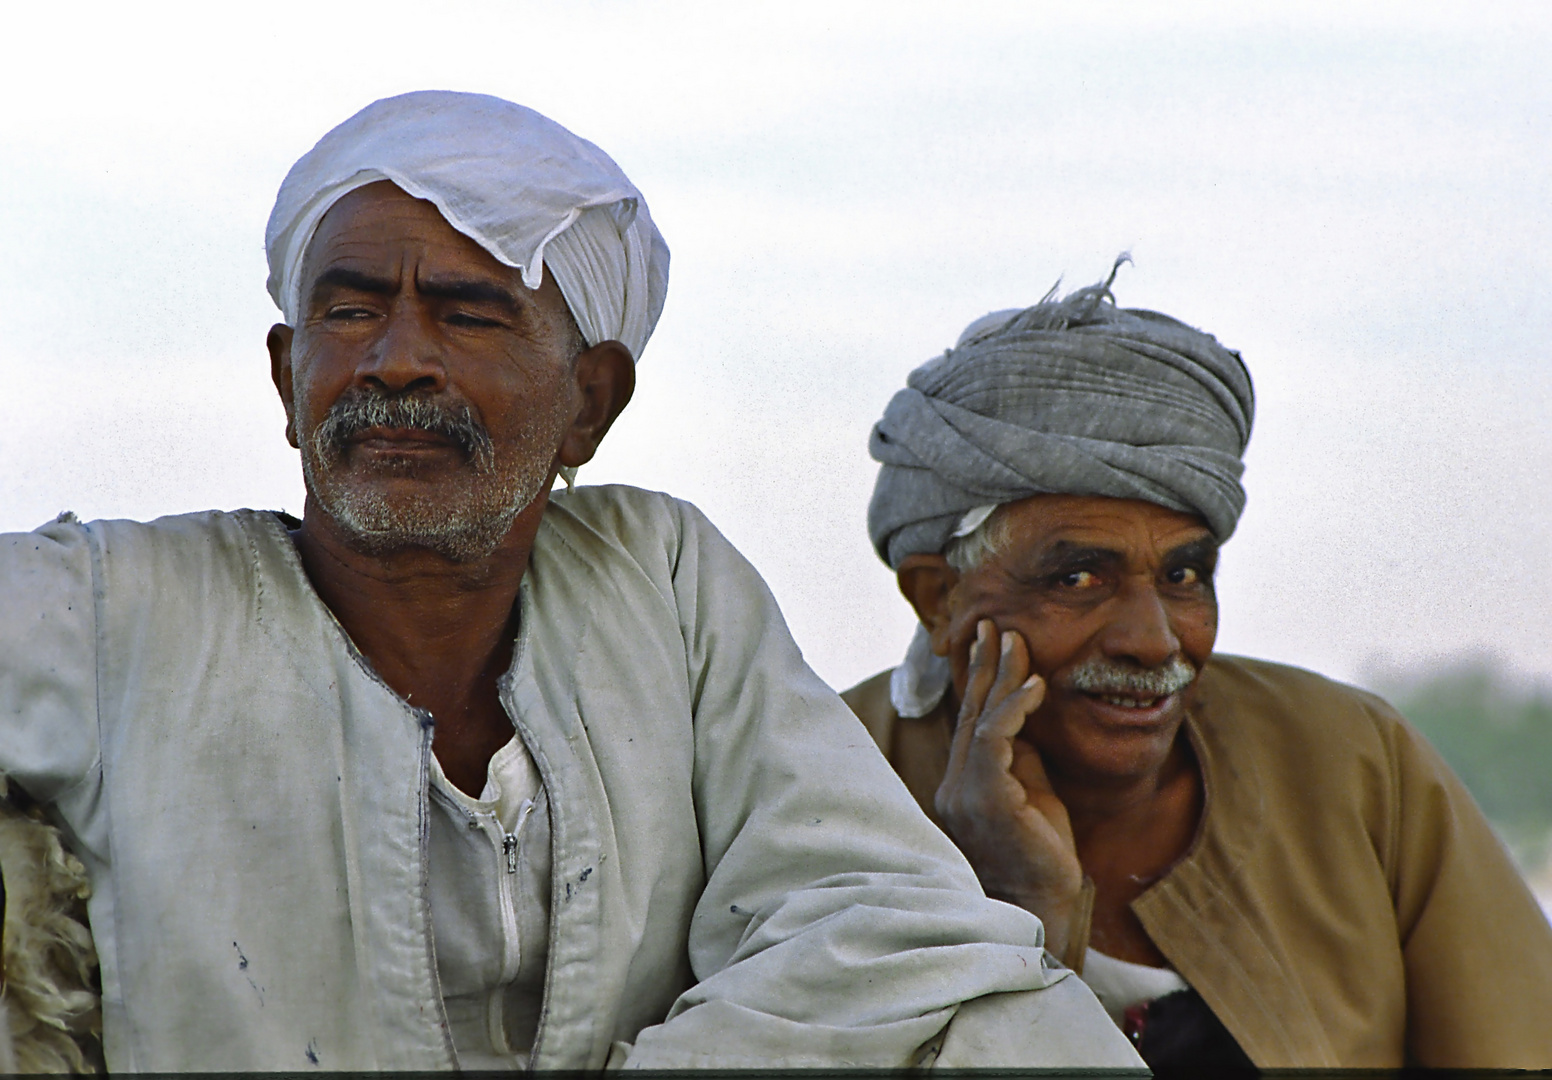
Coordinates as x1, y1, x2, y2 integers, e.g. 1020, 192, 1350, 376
0, 92, 1143, 1072
844, 266, 1552, 1069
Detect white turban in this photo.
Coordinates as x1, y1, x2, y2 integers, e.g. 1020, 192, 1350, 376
264, 90, 669, 363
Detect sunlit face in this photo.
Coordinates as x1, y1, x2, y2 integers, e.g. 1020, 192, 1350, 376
272, 182, 584, 561
934, 494, 1220, 784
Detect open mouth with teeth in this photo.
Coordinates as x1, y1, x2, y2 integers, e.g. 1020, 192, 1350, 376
1071, 689, 1184, 721
1093, 693, 1166, 709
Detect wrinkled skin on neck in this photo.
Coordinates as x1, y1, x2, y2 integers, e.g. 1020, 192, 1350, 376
267, 181, 635, 795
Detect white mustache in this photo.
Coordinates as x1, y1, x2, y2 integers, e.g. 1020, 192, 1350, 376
1061, 656, 1197, 698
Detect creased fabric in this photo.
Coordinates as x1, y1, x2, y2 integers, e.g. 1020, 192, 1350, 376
843, 657, 1552, 1068
867, 285, 1254, 569
891, 625, 952, 720
265, 90, 669, 363
0, 493, 1140, 1071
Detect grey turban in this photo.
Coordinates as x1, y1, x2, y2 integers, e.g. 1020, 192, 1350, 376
867, 277, 1255, 568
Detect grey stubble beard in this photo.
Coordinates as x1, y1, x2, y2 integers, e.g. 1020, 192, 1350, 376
300, 388, 572, 563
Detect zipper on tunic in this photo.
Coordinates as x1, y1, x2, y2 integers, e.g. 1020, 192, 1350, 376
485, 796, 536, 1056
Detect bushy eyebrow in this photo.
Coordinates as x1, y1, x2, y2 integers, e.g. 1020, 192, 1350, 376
307, 268, 524, 319
1012, 536, 1219, 579
1164, 536, 1220, 569
1027, 541, 1123, 576
309, 267, 397, 302
415, 274, 523, 316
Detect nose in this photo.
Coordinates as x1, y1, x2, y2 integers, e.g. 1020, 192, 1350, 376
1098, 580, 1181, 669
356, 299, 447, 396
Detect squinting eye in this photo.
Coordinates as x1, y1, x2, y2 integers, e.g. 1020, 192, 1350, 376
447, 312, 502, 328
1168, 567, 1201, 585
1059, 570, 1097, 588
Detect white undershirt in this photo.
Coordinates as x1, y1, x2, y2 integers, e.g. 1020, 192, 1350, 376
425, 739, 1186, 1056
426, 737, 553, 1069
1080, 948, 1189, 1027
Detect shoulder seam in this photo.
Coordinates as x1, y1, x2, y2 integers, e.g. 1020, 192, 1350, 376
85, 521, 107, 798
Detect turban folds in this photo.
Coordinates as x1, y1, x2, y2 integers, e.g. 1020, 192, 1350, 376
265, 90, 669, 363
867, 285, 1255, 569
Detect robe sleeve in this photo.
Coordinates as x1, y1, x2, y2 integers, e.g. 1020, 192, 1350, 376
617, 500, 1141, 1070
0, 517, 101, 805
1386, 710, 1552, 1068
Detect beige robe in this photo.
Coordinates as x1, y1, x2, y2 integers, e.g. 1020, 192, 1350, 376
844, 654, 1552, 1068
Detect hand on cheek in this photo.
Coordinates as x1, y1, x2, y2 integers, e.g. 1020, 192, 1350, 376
934, 619, 1087, 960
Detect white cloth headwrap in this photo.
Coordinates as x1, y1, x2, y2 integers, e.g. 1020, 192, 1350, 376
889, 503, 995, 718
264, 90, 669, 364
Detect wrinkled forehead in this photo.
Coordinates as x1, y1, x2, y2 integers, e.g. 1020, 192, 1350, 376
994, 494, 1217, 556
266, 91, 670, 361
298, 181, 513, 285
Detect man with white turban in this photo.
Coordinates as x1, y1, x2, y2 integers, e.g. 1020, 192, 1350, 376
0, 93, 1142, 1072
843, 266, 1552, 1069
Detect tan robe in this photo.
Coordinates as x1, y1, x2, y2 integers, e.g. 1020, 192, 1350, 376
843, 654, 1552, 1068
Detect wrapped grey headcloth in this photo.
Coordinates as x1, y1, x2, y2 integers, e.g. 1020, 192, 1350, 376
868, 264, 1254, 716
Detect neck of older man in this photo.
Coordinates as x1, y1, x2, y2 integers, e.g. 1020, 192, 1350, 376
1039, 713, 1204, 965
939, 677, 1205, 966
291, 489, 550, 797
1044, 727, 1201, 830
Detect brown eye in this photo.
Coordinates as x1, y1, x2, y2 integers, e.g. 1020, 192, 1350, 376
1059, 570, 1097, 588
1168, 567, 1200, 585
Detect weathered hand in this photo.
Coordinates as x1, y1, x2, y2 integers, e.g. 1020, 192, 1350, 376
934, 620, 1086, 958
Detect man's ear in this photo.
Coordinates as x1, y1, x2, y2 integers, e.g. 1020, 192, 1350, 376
558, 340, 636, 469
896, 554, 959, 657
268, 324, 299, 449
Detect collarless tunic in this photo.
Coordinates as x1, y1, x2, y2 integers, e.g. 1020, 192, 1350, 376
0, 486, 1140, 1071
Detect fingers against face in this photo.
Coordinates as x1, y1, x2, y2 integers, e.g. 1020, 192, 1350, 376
934, 620, 1080, 922
941, 620, 1047, 804
978, 629, 1045, 741
944, 620, 997, 787
960, 620, 999, 725
966, 629, 1043, 808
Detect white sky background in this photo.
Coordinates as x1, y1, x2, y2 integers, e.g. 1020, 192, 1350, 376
1, 1, 1548, 696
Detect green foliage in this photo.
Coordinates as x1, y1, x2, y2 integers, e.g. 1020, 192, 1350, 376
1382, 663, 1552, 872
